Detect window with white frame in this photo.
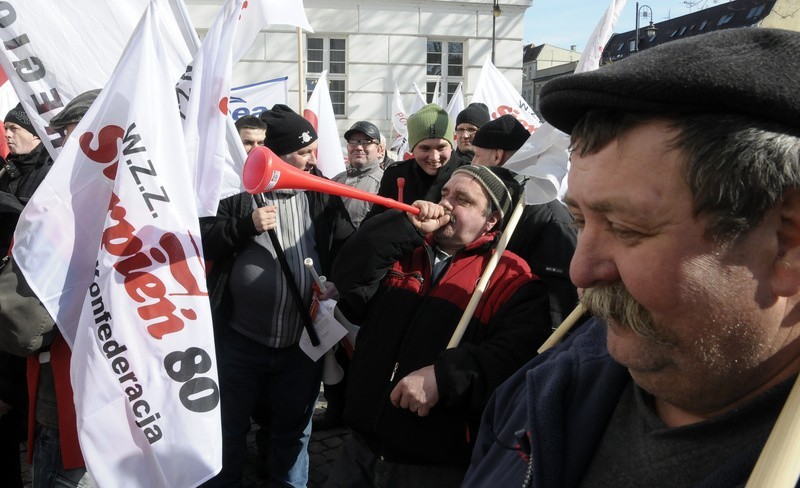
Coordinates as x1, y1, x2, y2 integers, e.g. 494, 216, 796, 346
426, 40, 464, 105
306, 37, 346, 115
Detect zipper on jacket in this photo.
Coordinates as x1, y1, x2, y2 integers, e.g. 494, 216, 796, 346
389, 362, 400, 382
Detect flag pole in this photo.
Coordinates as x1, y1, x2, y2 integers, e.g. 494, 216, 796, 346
297, 27, 304, 111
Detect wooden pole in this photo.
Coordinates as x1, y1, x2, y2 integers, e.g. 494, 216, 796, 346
447, 194, 526, 349
297, 27, 304, 111
537, 302, 585, 354
745, 373, 800, 487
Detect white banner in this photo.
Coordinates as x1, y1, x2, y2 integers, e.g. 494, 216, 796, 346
504, 0, 627, 204
446, 82, 465, 127
0, 0, 194, 158
13, 3, 220, 486
410, 82, 426, 115
472, 57, 541, 133
232, 0, 313, 62
177, 0, 244, 218
230, 76, 289, 120
304, 71, 345, 178
390, 84, 409, 158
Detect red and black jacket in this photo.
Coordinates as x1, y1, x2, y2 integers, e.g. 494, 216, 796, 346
332, 209, 551, 466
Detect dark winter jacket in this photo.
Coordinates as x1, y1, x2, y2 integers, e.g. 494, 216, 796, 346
200, 185, 354, 327
464, 319, 797, 488
332, 209, 551, 466
0, 143, 53, 256
507, 202, 578, 327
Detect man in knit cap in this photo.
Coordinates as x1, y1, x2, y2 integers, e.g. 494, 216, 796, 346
453, 102, 490, 164
201, 104, 354, 487
471, 114, 578, 328
465, 27, 800, 487
364, 103, 464, 220
1, 103, 53, 256
326, 165, 552, 487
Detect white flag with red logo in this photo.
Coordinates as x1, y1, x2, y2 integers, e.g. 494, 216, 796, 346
303, 71, 345, 178
13, 3, 220, 486
177, 0, 245, 218
504, 0, 627, 203
390, 84, 409, 159
472, 57, 541, 132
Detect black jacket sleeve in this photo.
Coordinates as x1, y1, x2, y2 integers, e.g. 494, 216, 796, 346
199, 193, 259, 260
433, 278, 552, 412
331, 209, 424, 322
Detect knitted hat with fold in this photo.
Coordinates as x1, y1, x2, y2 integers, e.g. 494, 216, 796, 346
407, 103, 454, 150
456, 102, 490, 128
452, 165, 522, 229
260, 104, 318, 155
5, 103, 35, 135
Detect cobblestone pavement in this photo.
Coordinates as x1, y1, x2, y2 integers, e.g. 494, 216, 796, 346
19, 392, 349, 488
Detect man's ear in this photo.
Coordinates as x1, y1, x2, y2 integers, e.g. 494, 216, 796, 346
484, 211, 501, 233
772, 190, 800, 297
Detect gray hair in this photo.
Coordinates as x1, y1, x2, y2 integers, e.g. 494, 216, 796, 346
570, 109, 800, 243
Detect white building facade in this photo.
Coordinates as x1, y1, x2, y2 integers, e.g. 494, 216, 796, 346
186, 0, 532, 138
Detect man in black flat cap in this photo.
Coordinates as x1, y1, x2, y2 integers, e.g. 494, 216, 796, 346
201, 104, 354, 487
471, 114, 578, 329
464, 27, 800, 488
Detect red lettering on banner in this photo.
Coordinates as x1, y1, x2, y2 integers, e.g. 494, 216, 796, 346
102, 193, 143, 257
491, 105, 536, 133
102, 193, 204, 339
79, 125, 124, 179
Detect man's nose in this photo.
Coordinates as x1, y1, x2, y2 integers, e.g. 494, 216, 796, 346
569, 226, 621, 289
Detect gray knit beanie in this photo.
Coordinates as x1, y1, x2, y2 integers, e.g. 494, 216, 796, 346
452, 165, 522, 227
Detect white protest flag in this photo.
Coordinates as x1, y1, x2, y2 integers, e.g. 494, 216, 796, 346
410, 82, 427, 115
178, 0, 245, 218
446, 82, 465, 125
232, 0, 313, 62
13, 3, 221, 486
230, 76, 289, 120
0, 0, 196, 158
390, 83, 409, 158
304, 71, 346, 177
504, 0, 627, 203
432, 78, 442, 108
576, 0, 627, 73
472, 57, 541, 132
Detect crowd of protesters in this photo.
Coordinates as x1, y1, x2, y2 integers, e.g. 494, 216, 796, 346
2, 25, 800, 488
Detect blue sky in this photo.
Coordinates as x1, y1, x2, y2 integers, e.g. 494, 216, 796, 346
523, 0, 722, 51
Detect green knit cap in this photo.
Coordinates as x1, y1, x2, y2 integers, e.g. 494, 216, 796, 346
407, 103, 454, 150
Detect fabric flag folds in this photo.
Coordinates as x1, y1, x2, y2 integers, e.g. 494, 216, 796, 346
446, 82, 465, 127
472, 57, 541, 132
12, 3, 221, 486
390, 84, 409, 160
304, 71, 345, 178
503, 0, 627, 203
232, 0, 313, 63
177, 0, 245, 218
0, 0, 194, 159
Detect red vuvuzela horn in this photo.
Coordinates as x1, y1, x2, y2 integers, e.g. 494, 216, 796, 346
242, 146, 420, 215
